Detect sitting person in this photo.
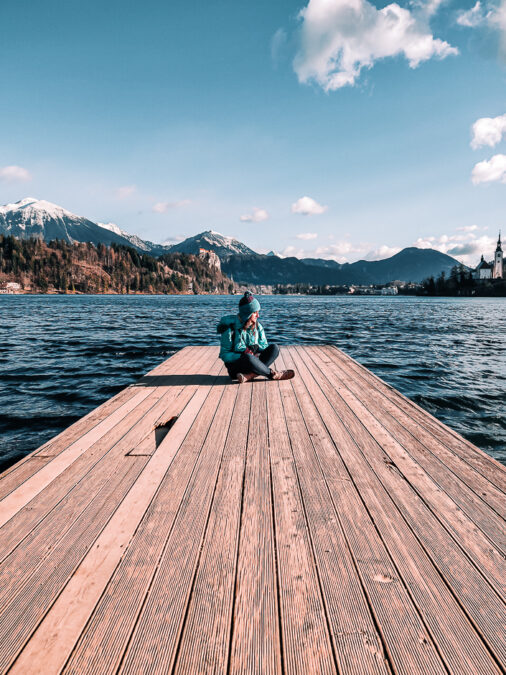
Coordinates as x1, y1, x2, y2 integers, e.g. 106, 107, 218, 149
217, 292, 295, 383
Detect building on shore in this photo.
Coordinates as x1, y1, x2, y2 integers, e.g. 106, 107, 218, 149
0, 281, 22, 294
348, 285, 399, 295
474, 233, 504, 280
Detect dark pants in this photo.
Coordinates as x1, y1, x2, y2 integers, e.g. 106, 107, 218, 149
226, 343, 280, 379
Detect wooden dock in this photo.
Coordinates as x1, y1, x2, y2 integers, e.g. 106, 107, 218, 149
0, 345, 504, 674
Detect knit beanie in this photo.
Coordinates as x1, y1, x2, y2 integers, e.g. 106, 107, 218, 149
238, 291, 260, 322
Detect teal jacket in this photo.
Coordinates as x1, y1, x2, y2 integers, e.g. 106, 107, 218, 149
217, 314, 268, 363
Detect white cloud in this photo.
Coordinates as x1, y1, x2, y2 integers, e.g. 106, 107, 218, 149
279, 225, 496, 266
240, 207, 269, 223
316, 241, 354, 259
152, 199, 191, 213
153, 202, 168, 213
496, 0, 506, 32
471, 113, 506, 149
471, 153, 506, 183
364, 244, 401, 260
457, 0, 506, 57
280, 238, 400, 263
116, 185, 136, 199
410, 0, 447, 17
291, 196, 327, 215
0, 165, 31, 182
413, 228, 496, 265
457, 1, 488, 27
294, 0, 458, 91
280, 241, 353, 262
296, 232, 318, 240
271, 28, 288, 65
281, 245, 306, 258
496, 0, 506, 60
161, 234, 186, 245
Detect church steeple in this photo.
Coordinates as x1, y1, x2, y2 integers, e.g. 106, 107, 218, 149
493, 231, 503, 279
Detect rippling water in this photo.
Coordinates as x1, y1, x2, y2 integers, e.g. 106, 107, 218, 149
0, 294, 505, 471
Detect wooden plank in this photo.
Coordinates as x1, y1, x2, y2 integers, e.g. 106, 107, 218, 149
265, 378, 337, 674
286, 346, 502, 675
0, 386, 166, 563
305, 346, 506, 597
60, 370, 226, 672
0, 457, 52, 500
298, 346, 506, 665
174, 385, 251, 674
228, 380, 282, 675
33, 386, 140, 457
0, 387, 154, 528
12, 368, 221, 675
0, 384, 196, 610
330, 347, 506, 493
323, 346, 506, 522
142, 345, 195, 377
0, 454, 148, 673
29, 341, 196, 463
0, 385, 138, 500
318, 346, 506, 551
0, 387, 137, 496
280, 349, 445, 675
0, 345, 194, 492
0, 348, 212, 562
118, 383, 238, 674
126, 385, 197, 456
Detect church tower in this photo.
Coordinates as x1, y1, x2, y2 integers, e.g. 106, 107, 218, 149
493, 232, 503, 279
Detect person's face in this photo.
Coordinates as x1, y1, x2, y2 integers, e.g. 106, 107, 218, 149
247, 311, 259, 325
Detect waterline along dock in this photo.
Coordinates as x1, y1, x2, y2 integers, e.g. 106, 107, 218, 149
0, 345, 504, 674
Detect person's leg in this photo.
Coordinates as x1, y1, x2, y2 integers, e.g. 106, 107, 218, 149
258, 344, 279, 369
259, 344, 295, 381
226, 361, 240, 380
228, 352, 272, 379
238, 352, 272, 377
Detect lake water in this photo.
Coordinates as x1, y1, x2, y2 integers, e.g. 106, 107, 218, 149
0, 294, 505, 471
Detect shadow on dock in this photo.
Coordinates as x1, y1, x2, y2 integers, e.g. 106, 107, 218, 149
134, 374, 232, 386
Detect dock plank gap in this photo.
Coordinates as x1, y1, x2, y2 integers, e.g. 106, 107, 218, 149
0, 345, 505, 674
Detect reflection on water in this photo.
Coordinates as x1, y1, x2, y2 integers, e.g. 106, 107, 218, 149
0, 294, 505, 470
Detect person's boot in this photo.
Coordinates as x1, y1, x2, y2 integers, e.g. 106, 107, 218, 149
270, 369, 295, 381
237, 372, 257, 384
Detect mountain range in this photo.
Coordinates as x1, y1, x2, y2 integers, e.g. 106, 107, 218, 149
0, 198, 465, 285
0, 198, 172, 257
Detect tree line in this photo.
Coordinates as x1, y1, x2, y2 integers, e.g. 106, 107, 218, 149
421, 265, 506, 297
0, 235, 235, 294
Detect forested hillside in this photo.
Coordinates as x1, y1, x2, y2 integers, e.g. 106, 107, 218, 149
0, 236, 235, 294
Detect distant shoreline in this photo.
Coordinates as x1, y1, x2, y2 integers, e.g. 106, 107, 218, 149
1, 291, 505, 298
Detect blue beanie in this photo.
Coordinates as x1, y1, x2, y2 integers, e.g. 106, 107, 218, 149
238, 291, 260, 321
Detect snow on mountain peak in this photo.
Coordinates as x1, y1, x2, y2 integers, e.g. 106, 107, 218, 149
208, 230, 235, 243
98, 222, 125, 237
0, 197, 76, 219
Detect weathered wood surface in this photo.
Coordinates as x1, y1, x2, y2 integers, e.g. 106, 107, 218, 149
0, 345, 504, 674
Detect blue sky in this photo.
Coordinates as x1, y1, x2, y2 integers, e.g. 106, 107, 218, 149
0, 0, 505, 264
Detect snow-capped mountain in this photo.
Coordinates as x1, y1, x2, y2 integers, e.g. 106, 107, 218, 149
0, 198, 171, 255
0, 199, 257, 260
168, 230, 258, 260
0, 198, 137, 249
97, 222, 168, 254
0, 199, 465, 285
